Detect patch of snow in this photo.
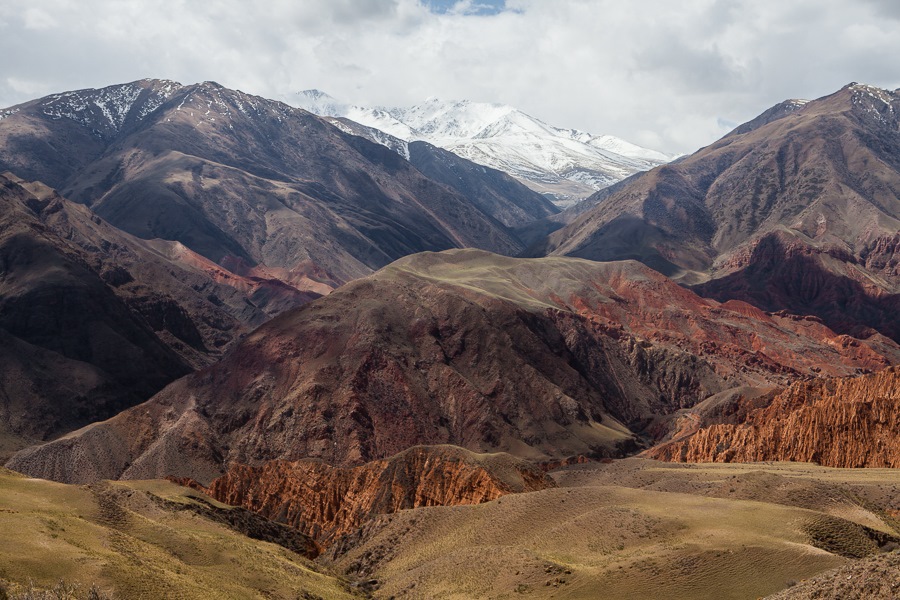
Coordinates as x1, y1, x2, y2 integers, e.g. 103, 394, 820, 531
849, 84, 898, 127
39, 80, 183, 135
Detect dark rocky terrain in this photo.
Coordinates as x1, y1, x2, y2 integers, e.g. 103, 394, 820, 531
533, 84, 900, 343
9, 249, 898, 484
0, 172, 305, 455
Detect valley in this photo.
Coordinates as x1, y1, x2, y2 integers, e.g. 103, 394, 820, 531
1, 460, 897, 599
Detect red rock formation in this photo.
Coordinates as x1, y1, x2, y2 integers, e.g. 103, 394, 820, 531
198, 445, 554, 546
650, 368, 900, 467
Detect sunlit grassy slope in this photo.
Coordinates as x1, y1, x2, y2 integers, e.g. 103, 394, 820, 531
0, 469, 359, 599
328, 459, 900, 600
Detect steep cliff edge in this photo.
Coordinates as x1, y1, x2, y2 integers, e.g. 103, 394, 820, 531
649, 368, 900, 467
190, 445, 554, 546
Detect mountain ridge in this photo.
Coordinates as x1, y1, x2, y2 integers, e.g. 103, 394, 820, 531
9, 249, 899, 485
0, 79, 563, 299
533, 82, 900, 343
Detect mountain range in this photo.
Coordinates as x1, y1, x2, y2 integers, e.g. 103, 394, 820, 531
1, 79, 898, 599
533, 83, 900, 344
293, 90, 673, 207
10, 248, 897, 484
0, 79, 562, 449
0, 79, 557, 286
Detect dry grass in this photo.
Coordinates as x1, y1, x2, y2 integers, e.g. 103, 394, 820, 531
3, 458, 897, 599
327, 458, 900, 600
0, 469, 358, 599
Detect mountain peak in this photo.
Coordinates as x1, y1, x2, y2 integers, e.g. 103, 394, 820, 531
28, 79, 184, 136
298, 89, 336, 101
289, 94, 670, 206
726, 98, 810, 137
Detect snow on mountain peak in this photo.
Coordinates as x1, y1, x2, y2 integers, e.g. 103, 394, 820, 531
288, 91, 672, 207
38, 79, 184, 136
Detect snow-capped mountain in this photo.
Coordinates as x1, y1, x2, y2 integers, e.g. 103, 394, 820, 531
293, 90, 674, 207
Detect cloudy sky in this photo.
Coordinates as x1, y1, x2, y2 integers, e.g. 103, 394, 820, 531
2, 0, 898, 154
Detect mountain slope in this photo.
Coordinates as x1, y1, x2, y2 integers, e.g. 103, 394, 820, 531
326, 459, 899, 600
536, 83, 900, 341
0, 172, 314, 455
0, 79, 535, 292
323, 115, 560, 227
0, 469, 354, 599
9, 249, 899, 484
294, 91, 672, 207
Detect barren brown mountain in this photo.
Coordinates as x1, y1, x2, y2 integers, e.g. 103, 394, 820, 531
9, 249, 899, 484
0, 79, 559, 457
0, 172, 309, 455
534, 83, 900, 342
649, 367, 900, 468
0, 79, 556, 292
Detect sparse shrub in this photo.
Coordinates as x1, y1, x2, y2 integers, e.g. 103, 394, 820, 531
1, 581, 113, 600
802, 515, 879, 558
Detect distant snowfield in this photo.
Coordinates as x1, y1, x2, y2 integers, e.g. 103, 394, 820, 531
292, 90, 675, 208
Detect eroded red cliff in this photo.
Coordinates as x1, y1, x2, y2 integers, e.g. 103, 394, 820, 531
650, 368, 900, 468
200, 445, 554, 546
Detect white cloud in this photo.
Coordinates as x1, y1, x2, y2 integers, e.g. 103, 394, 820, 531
1, 0, 898, 154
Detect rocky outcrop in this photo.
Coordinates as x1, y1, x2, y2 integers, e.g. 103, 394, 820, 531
10, 250, 900, 484
649, 368, 900, 467
194, 446, 553, 546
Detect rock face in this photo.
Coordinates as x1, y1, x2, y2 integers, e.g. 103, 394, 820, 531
9, 249, 899, 484
649, 368, 900, 468
196, 445, 554, 546
534, 83, 900, 343
0, 78, 553, 292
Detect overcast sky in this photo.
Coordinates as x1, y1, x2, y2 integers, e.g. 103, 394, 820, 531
2, 0, 899, 154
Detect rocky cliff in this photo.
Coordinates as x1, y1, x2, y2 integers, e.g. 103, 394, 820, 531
649, 368, 900, 467
196, 445, 554, 546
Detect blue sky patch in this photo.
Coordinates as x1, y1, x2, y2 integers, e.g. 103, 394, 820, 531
422, 0, 509, 16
